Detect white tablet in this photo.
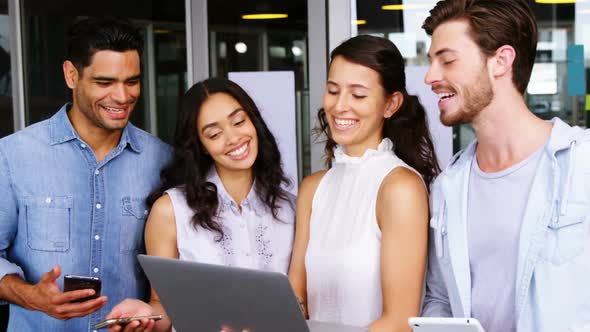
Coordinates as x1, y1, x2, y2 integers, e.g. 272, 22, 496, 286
409, 317, 486, 332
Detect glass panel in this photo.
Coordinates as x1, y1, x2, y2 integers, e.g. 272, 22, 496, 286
0, 0, 12, 138
531, 2, 577, 127
207, 0, 309, 177
21, 0, 186, 143
353, 1, 588, 154
153, 23, 187, 144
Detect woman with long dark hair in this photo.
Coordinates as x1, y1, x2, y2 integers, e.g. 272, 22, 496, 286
106, 78, 295, 331
288, 35, 440, 332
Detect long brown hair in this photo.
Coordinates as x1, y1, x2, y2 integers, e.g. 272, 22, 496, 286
318, 35, 440, 188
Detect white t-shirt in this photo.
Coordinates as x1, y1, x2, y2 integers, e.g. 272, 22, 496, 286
467, 146, 544, 332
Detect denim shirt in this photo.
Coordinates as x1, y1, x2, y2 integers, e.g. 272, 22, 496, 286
422, 118, 590, 332
0, 105, 172, 331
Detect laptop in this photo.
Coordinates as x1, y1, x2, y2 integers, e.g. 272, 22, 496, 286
138, 255, 367, 332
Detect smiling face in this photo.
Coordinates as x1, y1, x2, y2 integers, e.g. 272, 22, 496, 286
323, 56, 397, 156
425, 20, 494, 126
65, 50, 141, 133
197, 92, 259, 175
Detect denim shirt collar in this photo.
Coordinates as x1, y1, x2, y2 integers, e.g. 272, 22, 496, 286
49, 103, 142, 153
207, 167, 267, 216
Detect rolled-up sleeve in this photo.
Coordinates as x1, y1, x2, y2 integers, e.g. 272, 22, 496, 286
0, 146, 25, 286
421, 228, 452, 317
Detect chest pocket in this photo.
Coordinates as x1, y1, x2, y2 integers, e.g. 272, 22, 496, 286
120, 196, 148, 252
24, 195, 72, 252
541, 202, 587, 265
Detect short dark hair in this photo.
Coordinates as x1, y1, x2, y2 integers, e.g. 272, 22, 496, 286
67, 17, 144, 73
422, 0, 537, 94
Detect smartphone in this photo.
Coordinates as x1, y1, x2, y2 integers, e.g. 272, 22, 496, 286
94, 314, 163, 329
63, 275, 101, 303
409, 317, 486, 332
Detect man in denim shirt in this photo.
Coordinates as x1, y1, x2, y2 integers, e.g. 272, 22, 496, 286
0, 17, 171, 331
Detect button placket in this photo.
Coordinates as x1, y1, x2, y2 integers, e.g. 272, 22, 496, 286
89, 163, 105, 296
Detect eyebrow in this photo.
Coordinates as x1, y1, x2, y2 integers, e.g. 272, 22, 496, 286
92, 74, 142, 82
427, 48, 458, 59
327, 80, 369, 89
200, 108, 244, 133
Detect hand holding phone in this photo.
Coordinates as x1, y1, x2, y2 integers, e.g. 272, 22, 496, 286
63, 275, 101, 303
94, 314, 163, 329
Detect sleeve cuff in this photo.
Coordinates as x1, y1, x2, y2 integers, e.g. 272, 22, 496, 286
0, 259, 25, 305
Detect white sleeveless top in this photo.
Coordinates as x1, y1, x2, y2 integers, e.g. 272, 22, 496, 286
305, 138, 418, 327
165, 169, 295, 274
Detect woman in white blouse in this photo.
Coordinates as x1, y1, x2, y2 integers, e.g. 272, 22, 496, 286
288, 35, 440, 332
106, 78, 295, 331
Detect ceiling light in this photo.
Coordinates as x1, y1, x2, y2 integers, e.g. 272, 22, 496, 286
242, 14, 288, 20
291, 46, 302, 57
381, 4, 431, 10
355, 20, 367, 25
235, 42, 247, 54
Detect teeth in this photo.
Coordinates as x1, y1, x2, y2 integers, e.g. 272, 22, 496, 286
228, 143, 248, 157
103, 106, 125, 113
335, 118, 357, 126
437, 92, 455, 100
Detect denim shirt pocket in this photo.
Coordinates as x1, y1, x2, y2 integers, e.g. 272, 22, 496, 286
120, 196, 148, 252
24, 195, 72, 252
541, 203, 587, 265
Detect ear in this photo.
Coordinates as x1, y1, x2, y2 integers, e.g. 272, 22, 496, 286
63, 60, 79, 89
489, 45, 516, 78
384, 91, 404, 119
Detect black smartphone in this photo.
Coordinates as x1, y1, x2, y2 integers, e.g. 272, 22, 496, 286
63, 275, 101, 303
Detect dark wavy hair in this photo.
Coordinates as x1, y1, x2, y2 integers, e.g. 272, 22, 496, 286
148, 78, 291, 238
318, 35, 440, 187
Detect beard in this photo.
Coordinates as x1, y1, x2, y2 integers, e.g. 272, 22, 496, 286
74, 86, 133, 131
440, 70, 494, 126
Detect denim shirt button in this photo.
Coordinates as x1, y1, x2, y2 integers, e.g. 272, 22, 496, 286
80, 143, 86, 149
94, 235, 100, 240
45, 197, 52, 204
93, 267, 99, 273
94, 169, 100, 175
96, 203, 102, 209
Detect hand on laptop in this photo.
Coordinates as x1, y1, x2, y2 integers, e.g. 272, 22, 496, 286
106, 298, 156, 332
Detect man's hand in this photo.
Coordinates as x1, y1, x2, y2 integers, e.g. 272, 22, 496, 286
106, 298, 156, 332
26, 265, 107, 320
